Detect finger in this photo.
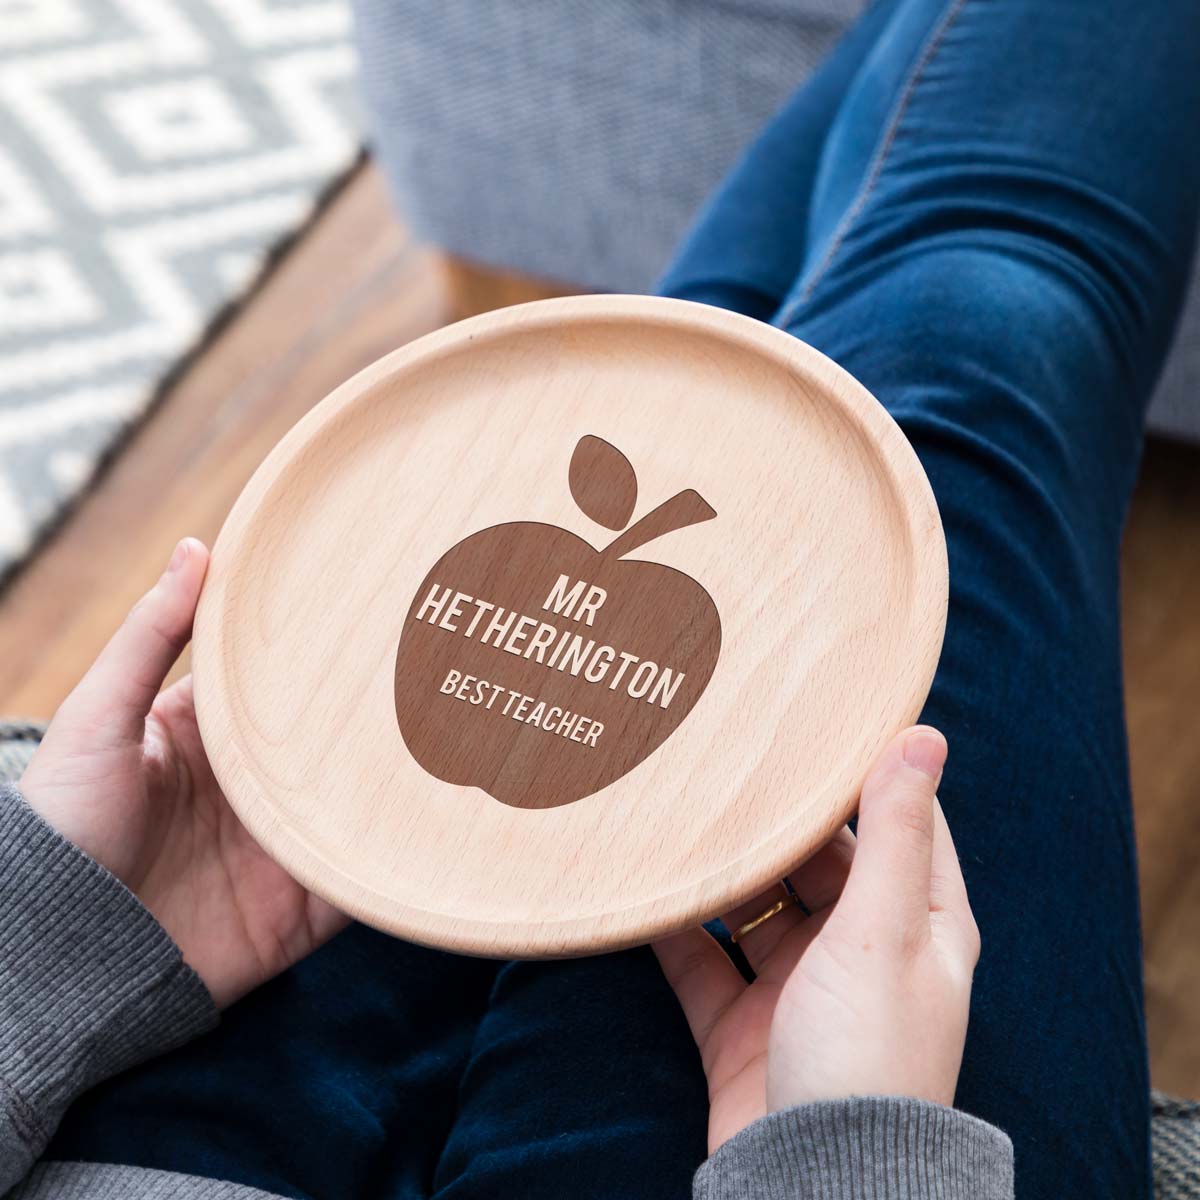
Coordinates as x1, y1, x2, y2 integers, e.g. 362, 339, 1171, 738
790, 826, 856, 913
157, 672, 195, 711
929, 797, 980, 963
721, 828, 855, 975
67, 539, 209, 740
653, 926, 746, 1055
839, 725, 947, 942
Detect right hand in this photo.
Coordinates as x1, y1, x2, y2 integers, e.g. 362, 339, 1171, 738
655, 726, 979, 1153
20, 539, 349, 1009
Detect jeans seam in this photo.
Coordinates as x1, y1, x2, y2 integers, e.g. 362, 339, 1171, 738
780, 0, 971, 325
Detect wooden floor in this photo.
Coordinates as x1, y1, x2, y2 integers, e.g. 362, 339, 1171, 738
1124, 438, 1200, 1096
2, 161, 1199, 1094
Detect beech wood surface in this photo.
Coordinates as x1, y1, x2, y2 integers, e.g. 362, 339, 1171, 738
192, 294, 948, 957
0, 166, 1196, 1082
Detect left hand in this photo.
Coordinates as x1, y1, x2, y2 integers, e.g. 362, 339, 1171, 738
655, 726, 977, 1153
20, 538, 349, 1008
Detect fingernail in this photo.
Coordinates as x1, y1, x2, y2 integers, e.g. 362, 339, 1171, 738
903, 728, 946, 779
167, 540, 189, 572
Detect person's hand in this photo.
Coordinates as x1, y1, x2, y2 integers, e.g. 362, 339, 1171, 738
655, 726, 978, 1153
20, 538, 348, 1008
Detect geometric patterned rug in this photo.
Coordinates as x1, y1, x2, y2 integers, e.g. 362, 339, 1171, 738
0, 0, 362, 582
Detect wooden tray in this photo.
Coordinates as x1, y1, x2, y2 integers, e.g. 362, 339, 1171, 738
193, 295, 947, 958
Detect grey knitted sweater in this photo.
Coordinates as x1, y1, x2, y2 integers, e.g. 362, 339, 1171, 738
0, 785, 1014, 1198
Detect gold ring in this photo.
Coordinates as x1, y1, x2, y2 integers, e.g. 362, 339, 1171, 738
730, 886, 802, 944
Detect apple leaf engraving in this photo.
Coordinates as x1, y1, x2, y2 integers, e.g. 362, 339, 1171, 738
569, 435, 638, 531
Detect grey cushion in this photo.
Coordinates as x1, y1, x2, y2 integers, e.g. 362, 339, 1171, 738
1154, 1094, 1200, 1199
353, 0, 1199, 441
0, 721, 41, 784
352, 0, 864, 291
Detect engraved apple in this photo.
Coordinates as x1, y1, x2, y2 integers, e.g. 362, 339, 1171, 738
394, 435, 722, 810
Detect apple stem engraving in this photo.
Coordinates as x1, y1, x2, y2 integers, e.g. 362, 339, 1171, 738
601, 488, 716, 559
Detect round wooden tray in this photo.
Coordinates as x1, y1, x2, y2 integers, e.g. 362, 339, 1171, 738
193, 295, 947, 958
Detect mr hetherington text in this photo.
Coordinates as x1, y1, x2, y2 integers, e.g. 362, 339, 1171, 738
410, 573, 690, 749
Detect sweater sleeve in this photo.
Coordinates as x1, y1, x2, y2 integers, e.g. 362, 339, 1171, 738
0, 784, 218, 1192
693, 1096, 1014, 1200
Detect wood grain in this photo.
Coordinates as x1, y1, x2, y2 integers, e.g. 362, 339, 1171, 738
191, 296, 948, 957
0, 156, 1197, 1084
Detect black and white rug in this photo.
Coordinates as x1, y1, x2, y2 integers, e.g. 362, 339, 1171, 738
0, 0, 362, 579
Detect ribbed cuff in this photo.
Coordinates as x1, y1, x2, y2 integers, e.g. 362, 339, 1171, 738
13, 1162, 284, 1200
0, 784, 217, 1165
694, 1097, 1014, 1200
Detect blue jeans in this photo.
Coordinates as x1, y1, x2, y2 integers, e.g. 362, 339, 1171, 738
49, 0, 1200, 1197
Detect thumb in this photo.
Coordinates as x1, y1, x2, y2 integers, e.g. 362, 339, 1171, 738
837, 726, 947, 946
64, 539, 209, 742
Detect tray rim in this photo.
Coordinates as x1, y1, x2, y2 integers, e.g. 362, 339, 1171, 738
193, 294, 948, 958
